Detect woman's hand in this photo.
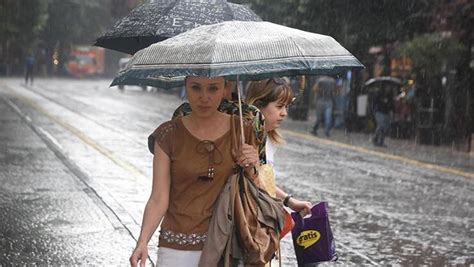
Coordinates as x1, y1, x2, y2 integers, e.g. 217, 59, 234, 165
237, 143, 259, 171
130, 244, 148, 267
288, 198, 312, 217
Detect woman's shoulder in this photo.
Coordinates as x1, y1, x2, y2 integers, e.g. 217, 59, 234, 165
157, 119, 180, 132
148, 119, 181, 154
231, 110, 265, 144
230, 113, 252, 128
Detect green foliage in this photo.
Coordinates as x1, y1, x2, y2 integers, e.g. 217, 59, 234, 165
41, 0, 113, 46
0, 0, 123, 74
236, 0, 434, 59
397, 33, 466, 75
0, 0, 48, 50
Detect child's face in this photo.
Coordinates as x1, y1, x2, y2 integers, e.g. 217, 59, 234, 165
261, 98, 289, 132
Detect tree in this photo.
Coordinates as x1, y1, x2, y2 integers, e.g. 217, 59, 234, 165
0, 0, 48, 75
397, 33, 467, 144
40, 0, 115, 75
39, 0, 146, 76
235, 0, 434, 61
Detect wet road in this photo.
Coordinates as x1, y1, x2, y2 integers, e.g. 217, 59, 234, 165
0, 78, 472, 266
0, 81, 135, 265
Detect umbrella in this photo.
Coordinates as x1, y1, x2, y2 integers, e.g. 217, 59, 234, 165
364, 76, 402, 87
363, 76, 402, 96
94, 0, 261, 54
111, 21, 364, 89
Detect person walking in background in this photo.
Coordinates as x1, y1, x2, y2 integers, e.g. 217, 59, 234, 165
372, 87, 394, 147
24, 54, 36, 86
311, 76, 336, 137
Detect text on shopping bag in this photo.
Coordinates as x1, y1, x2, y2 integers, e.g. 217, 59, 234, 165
296, 230, 321, 249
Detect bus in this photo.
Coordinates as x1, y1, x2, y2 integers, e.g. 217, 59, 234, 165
65, 46, 105, 77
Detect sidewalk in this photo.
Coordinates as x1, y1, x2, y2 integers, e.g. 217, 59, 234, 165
282, 113, 473, 174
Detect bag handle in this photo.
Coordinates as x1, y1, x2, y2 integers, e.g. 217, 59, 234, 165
291, 211, 304, 229
224, 174, 239, 267
292, 202, 329, 229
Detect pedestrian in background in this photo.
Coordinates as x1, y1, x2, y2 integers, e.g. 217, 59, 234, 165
130, 76, 260, 267
311, 76, 336, 137
24, 54, 35, 86
372, 87, 394, 147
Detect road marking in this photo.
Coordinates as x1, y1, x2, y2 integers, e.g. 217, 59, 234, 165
1, 93, 142, 244
0, 83, 149, 183
37, 126, 64, 151
29, 83, 149, 149
281, 129, 474, 179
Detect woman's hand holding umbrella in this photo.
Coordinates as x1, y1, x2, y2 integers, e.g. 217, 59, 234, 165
237, 143, 260, 178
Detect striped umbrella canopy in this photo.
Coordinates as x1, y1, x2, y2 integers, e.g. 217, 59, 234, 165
112, 21, 364, 89
94, 0, 261, 54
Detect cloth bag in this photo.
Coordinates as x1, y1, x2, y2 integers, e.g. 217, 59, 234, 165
257, 164, 294, 240
233, 169, 285, 265
199, 115, 285, 267
291, 202, 337, 266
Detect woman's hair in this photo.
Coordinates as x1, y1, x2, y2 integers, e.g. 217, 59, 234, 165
245, 78, 294, 145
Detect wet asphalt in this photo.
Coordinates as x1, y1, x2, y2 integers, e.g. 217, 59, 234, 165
0, 85, 135, 265
0, 78, 472, 266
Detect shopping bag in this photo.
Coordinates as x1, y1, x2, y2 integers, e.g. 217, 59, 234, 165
291, 202, 337, 266
280, 209, 295, 239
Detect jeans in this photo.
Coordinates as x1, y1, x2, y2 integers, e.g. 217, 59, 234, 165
313, 99, 333, 136
25, 68, 34, 85
374, 111, 390, 146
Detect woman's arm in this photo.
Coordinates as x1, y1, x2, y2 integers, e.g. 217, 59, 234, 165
130, 145, 171, 267
276, 187, 312, 215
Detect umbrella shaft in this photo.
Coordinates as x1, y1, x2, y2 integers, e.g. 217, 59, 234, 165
236, 76, 245, 145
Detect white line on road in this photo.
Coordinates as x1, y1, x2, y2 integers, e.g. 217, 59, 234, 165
0, 92, 141, 241
37, 126, 64, 151
28, 84, 150, 149
281, 129, 474, 179
1, 84, 149, 184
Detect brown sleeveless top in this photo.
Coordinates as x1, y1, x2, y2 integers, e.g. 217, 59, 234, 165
149, 115, 258, 250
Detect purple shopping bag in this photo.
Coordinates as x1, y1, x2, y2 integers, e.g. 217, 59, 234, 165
291, 202, 337, 266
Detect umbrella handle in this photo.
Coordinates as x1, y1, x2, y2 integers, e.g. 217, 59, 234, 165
236, 76, 245, 145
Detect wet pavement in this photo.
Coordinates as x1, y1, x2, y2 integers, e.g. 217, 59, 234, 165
0, 85, 136, 265
282, 116, 473, 174
0, 78, 472, 266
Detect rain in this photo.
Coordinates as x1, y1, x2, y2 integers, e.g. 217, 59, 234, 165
1, 0, 473, 266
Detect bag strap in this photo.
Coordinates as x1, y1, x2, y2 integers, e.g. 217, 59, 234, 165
270, 245, 282, 267
278, 246, 282, 267
224, 174, 239, 267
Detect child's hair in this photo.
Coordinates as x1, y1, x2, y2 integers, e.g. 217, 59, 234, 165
245, 78, 294, 145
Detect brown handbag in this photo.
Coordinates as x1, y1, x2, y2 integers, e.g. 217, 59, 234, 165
230, 116, 286, 266
233, 171, 285, 266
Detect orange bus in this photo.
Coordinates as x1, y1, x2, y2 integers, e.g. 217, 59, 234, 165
65, 46, 105, 77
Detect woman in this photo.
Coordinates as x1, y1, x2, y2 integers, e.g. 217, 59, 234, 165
130, 76, 260, 267
246, 78, 312, 213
